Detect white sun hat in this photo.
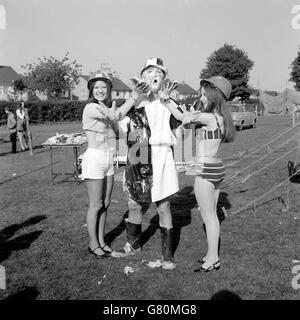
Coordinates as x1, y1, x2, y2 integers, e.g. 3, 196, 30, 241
140, 57, 168, 77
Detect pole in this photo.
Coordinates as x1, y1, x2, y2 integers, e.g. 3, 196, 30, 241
293, 105, 297, 127
25, 108, 33, 155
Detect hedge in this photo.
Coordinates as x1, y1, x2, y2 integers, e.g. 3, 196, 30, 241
0, 99, 126, 124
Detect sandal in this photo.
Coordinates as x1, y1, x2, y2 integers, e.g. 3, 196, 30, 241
197, 257, 207, 264
100, 243, 113, 253
100, 244, 123, 259
88, 246, 110, 258
194, 260, 220, 273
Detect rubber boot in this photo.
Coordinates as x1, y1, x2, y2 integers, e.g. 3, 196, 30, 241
121, 220, 142, 256
160, 227, 176, 270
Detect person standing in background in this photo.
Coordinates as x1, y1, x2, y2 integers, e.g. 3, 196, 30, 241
16, 101, 28, 151
4, 106, 17, 154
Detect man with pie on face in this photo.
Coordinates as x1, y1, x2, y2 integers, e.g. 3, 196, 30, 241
118, 58, 182, 270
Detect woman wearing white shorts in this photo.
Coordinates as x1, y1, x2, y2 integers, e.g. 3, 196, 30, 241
82, 72, 148, 258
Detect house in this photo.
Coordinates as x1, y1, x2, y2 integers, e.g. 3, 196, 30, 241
248, 88, 278, 98
72, 75, 132, 101
0, 65, 29, 101
169, 81, 198, 102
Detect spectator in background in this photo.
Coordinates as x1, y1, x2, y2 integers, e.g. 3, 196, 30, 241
16, 101, 29, 151
4, 106, 17, 154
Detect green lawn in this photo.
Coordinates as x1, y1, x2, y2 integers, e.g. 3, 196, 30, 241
0, 115, 299, 300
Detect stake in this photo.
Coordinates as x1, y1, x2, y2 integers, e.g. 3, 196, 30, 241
25, 109, 33, 155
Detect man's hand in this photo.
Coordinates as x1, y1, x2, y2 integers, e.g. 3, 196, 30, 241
158, 80, 178, 102
130, 77, 150, 101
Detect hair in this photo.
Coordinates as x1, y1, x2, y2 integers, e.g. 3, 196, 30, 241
5, 106, 17, 120
200, 82, 235, 143
17, 100, 25, 110
5, 106, 14, 112
88, 80, 112, 107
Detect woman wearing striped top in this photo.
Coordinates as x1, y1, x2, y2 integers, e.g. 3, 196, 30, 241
161, 76, 235, 272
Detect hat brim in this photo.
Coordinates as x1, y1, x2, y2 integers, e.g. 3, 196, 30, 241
87, 77, 112, 90
200, 79, 229, 100
140, 65, 167, 77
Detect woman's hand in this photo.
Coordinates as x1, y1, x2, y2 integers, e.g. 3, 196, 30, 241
95, 101, 119, 121
158, 81, 178, 103
182, 110, 201, 126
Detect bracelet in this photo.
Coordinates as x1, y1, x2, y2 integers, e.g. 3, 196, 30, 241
162, 98, 171, 104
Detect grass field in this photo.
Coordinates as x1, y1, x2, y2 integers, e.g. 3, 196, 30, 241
0, 115, 299, 300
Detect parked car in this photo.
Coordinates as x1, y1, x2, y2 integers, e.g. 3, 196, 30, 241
230, 103, 258, 131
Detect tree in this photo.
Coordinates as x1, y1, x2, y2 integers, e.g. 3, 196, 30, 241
12, 78, 27, 100
200, 43, 254, 101
6, 78, 27, 102
290, 45, 300, 91
22, 53, 82, 99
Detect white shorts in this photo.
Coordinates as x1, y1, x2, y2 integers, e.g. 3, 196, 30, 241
81, 148, 114, 180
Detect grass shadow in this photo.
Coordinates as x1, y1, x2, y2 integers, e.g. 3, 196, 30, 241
104, 188, 230, 257
0, 151, 18, 157
2, 286, 39, 301
0, 231, 43, 263
0, 215, 46, 263
170, 186, 196, 255
217, 191, 231, 224
210, 289, 242, 300
104, 211, 128, 246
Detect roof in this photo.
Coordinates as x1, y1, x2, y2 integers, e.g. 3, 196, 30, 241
175, 82, 197, 95
81, 75, 131, 92
0, 66, 20, 85
112, 77, 131, 91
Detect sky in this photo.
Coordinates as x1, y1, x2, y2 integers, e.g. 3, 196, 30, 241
0, 0, 299, 91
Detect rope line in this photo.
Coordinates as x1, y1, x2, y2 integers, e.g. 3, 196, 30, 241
225, 122, 300, 168
223, 132, 300, 185
0, 134, 11, 144
222, 143, 299, 189
228, 167, 300, 217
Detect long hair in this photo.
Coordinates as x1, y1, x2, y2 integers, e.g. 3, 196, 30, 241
201, 82, 235, 143
88, 80, 112, 108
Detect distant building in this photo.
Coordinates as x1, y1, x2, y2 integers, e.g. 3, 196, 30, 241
248, 88, 278, 99
72, 75, 132, 101
0, 65, 28, 101
169, 81, 198, 102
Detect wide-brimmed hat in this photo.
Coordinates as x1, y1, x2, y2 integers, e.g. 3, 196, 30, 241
87, 72, 113, 90
200, 76, 232, 100
140, 57, 168, 76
